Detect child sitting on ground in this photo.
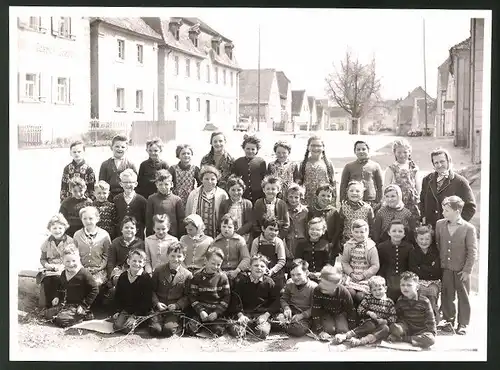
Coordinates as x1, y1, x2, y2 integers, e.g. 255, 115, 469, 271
144, 214, 179, 274
113, 169, 147, 240
311, 265, 356, 341
227, 254, 280, 340
340, 219, 380, 306
339, 180, 375, 248
373, 184, 416, 244
99, 134, 137, 200
59, 178, 93, 237
252, 175, 290, 240
409, 224, 442, 323
250, 216, 287, 292
376, 220, 414, 302
333, 276, 396, 347
295, 218, 336, 278
435, 195, 478, 335
277, 259, 318, 337
146, 170, 185, 238
307, 184, 341, 251
285, 183, 309, 258
218, 175, 254, 243
45, 245, 99, 328
211, 214, 250, 281
72, 206, 111, 287
60, 140, 96, 202
37, 214, 74, 308
113, 248, 153, 333
149, 242, 193, 337
187, 247, 231, 337
93, 181, 117, 239
388, 271, 436, 349
179, 214, 214, 273
106, 216, 145, 295
169, 144, 201, 208
136, 137, 169, 200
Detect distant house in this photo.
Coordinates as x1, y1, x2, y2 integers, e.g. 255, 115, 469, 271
436, 57, 455, 137
276, 71, 292, 131
291, 90, 309, 130
316, 99, 329, 130
328, 106, 350, 131
395, 86, 436, 135
307, 96, 317, 129
238, 68, 281, 130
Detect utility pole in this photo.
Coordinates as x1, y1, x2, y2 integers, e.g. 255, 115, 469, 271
423, 18, 428, 131
257, 24, 261, 131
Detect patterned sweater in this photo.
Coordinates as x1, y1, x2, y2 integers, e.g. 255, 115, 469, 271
56, 267, 99, 309
228, 273, 280, 316
372, 205, 416, 244
169, 163, 201, 207
339, 200, 375, 242
114, 271, 153, 315
145, 192, 185, 238
357, 294, 397, 324
60, 159, 96, 201
311, 285, 357, 332
200, 151, 234, 191
267, 160, 299, 196
395, 294, 437, 335
136, 158, 169, 200
189, 268, 231, 315
59, 196, 94, 237
280, 278, 318, 318
218, 198, 254, 236
93, 200, 117, 239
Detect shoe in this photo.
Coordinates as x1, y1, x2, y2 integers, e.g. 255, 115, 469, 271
348, 337, 362, 347
456, 324, 467, 335
438, 321, 455, 333
84, 311, 94, 321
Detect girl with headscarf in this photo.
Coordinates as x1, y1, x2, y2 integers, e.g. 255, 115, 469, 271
372, 184, 416, 244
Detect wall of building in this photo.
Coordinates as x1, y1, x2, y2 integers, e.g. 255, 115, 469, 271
91, 22, 159, 124
267, 76, 281, 123
16, 16, 91, 142
453, 50, 471, 147
470, 18, 484, 164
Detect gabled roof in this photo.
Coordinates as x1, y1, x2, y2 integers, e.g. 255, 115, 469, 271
398, 87, 434, 107
276, 71, 290, 99
450, 37, 471, 52
316, 103, 324, 121
291, 90, 306, 115
182, 17, 232, 42
90, 17, 163, 41
308, 96, 316, 112
438, 57, 451, 90
239, 69, 276, 105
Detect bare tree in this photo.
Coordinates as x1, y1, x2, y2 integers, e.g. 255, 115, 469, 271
325, 51, 382, 134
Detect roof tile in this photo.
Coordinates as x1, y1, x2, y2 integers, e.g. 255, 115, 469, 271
239, 69, 276, 104
291, 90, 305, 115
91, 17, 163, 40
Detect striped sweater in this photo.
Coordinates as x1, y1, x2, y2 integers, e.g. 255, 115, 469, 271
395, 294, 436, 335
189, 268, 231, 315
357, 294, 397, 324
311, 285, 357, 332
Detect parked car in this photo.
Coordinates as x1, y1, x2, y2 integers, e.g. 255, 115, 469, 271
234, 118, 250, 132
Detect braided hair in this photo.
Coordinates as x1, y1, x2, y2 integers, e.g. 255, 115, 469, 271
299, 136, 334, 186
208, 131, 226, 156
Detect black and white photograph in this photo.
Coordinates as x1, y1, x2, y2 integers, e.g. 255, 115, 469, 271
9, 6, 491, 361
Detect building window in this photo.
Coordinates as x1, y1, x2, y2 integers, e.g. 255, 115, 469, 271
223, 69, 227, 86
58, 17, 71, 38
196, 62, 201, 80
135, 90, 144, 111
174, 95, 179, 111
29, 17, 41, 30
230, 72, 234, 87
22, 73, 41, 101
116, 88, 125, 110
196, 98, 201, 112
193, 37, 198, 47
215, 67, 219, 84
137, 44, 143, 64
174, 28, 180, 41
174, 56, 179, 76
206, 64, 210, 83
56, 77, 69, 104
186, 97, 191, 111
117, 39, 125, 60
186, 58, 191, 77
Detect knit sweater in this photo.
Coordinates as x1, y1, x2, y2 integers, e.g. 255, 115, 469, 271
377, 240, 414, 279
56, 267, 99, 309
408, 245, 442, 281
311, 285, 357, 332
144, 234, 179, 274
435, 218, 478, 274
252, 197, 290, 239
114, 271, 153, 315
60, 159, 96, 201
339, 159, 383, 203
211, 234, 250, 272
295, 238, 334, 273
40, 235, 74, 268
73, 227, 111, 271
395, 294, 437, 335
106, 236, 145, 277
180, 234, 214, 270
113, 192, 147, 238
218, 198, 254, 236
372, 205, 416, 244
93, 200, 117, 239
307, 203, 341, 249
232, 156, 267, 203
357, 294, 397, 324
99, 157, 138, 199
59, 196, 94, 236
136, 158, 169, 200
229, 273, 280, 316
280, 278, 318, 319
200, 151, 234, 191
189, 268, 231, 315
151, 263, 192, 309
145, 192, 185, 238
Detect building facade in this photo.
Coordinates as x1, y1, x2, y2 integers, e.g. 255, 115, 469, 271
436, 58, 455, 137
470, 18, 484, 164
276, 71, 292, 129
90, 17, 162, 125
143, 17, 240, 133
307, 96, 317, 129
15, 16, 91, 142
291, 90, 309, 129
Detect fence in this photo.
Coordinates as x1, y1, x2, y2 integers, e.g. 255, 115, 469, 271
87, 120, 131, 144
18, 125, 42, 147
130, 120, 176, 147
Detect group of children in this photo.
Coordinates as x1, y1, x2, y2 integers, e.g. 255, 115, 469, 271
35, 132, 478, 349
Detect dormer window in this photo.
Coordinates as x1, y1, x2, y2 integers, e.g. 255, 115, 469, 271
169, 18, 183, 41
189, 23, 201, 48
224, 42, 234, 60
211, 37, 222, 55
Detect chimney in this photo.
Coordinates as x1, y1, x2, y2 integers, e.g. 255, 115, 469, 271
224, 42, 234, 60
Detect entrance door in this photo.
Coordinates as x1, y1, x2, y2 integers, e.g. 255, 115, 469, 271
205, 100, 211, 122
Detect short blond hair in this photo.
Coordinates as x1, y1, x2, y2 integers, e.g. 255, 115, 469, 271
119, 169, 137, 182
79, 206, 99, 219
95, 180, 110, 191
47, 213, 69, 230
